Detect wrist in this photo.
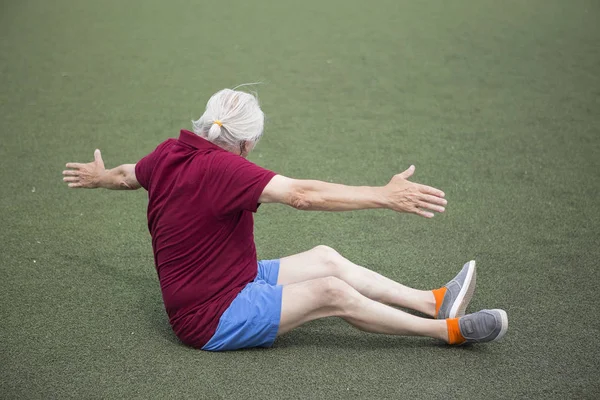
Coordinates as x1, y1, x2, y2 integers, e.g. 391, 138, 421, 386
94, 170, 110, 188
373, 186, 391, 209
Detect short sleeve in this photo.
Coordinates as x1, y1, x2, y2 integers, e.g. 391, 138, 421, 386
208, 152, 276, 216
135, 139, 175, 190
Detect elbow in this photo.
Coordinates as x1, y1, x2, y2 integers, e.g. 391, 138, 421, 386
117, 170, 132, 189
118, 180, 133, 189
288, 187, 313, 210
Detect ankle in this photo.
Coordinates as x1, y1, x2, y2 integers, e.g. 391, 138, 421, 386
445, 318, 465, 345
431, 287, 447, 317
426, 290, 437, 317
439, 319, 450, 342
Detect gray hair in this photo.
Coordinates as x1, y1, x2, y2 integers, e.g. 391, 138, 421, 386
191, 88, 265, 148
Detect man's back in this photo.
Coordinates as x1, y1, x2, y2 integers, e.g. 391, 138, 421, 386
134, 130, 275, 347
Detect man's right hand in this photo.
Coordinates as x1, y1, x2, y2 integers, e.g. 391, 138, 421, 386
62, 150, 140, 190
63, 149, 106, 189
382, 165, 447, 218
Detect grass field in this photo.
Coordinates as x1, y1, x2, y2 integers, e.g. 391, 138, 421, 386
1, 0, 599, 398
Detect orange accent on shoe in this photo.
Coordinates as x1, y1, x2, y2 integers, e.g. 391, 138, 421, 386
446, 318, 466, 345
432, 287, 447, 318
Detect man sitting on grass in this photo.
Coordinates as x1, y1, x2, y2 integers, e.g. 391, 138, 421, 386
62, 88, 508, 351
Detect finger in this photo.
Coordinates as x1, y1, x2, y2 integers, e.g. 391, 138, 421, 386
94, 149, 104, 168
398, 165, 415, 179
63, 177, 79, 183
415, 209, 434, 218
417, 201, 445, 213
417, 184, 445, 198
419, 194, 447, 207
68, 183, 83, 188
62, 170, 80, 176
65, 163, 83, 169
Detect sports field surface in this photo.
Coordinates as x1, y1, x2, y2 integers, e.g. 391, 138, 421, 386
1, 0, 599, 398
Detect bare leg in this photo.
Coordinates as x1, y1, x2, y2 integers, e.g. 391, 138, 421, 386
277, 246, 436, 316
278, 276, 448, 342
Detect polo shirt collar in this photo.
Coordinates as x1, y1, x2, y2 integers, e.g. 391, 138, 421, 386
178, 129, 221, 150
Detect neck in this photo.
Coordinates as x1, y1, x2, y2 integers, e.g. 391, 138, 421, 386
220, 143, 247, 158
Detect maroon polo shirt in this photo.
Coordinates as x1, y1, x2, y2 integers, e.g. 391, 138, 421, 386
135, 130, 276, 348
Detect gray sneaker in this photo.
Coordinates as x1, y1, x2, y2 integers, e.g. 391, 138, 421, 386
437, 260, 477, 319
458, 309, 508, 344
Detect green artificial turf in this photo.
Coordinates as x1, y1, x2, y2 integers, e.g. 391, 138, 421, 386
1, 0, 599, 398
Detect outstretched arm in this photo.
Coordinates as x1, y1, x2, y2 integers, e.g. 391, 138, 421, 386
259, 165, 446, 218
62, 149, 141, 190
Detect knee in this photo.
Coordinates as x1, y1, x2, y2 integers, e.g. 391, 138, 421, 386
312, 245, 341, 268
317, 276, 359, 315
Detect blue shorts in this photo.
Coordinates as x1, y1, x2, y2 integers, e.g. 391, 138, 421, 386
202, 259, 283, 351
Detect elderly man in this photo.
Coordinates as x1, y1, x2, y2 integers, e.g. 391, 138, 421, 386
63, 88, 507, 351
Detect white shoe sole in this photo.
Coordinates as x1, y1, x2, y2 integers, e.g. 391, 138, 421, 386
492, 309, 509, 342
448, 260, 476, 318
